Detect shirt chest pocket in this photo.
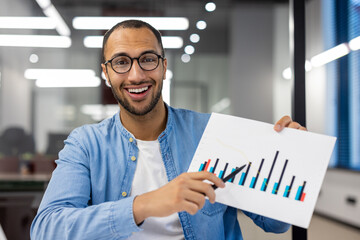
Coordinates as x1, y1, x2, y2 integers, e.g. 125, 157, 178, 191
200, 200, 227, 216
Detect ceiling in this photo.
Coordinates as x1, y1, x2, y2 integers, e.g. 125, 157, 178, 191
26, 0, 290, 55
50, 0, 289, 7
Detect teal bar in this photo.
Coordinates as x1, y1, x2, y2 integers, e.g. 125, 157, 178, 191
198, 163, 204, 172
219, 170, 224, 179
284, 186, 290, 197
250, 177, 256, 188
272, 182, 278, 194
209, 167, 213, 173
228, 168, 236, 182
295, 186, 303, 200
239, 172, 245, 185
261, 178, 268, 191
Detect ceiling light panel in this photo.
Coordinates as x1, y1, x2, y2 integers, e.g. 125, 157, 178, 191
73, 17, 189, 30
36, 77, 101, 88
43, 5, 71, 36
0, 17, 56, 29
25, 69, 95, 79
0, 35, 71, 48
349, 36, 360, 50
310, 43, 350, 68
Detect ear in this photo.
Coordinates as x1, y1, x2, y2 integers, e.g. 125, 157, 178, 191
162, 58, 168, 80
101, 63, 111, 86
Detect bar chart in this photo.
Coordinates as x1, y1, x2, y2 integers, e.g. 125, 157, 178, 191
188, 113, 336, 228
197, 150, 307, 202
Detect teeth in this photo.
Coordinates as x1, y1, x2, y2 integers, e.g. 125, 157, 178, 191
128, 86, 148, 93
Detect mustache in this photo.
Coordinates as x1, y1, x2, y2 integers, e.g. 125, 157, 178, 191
120, 80, 155, 88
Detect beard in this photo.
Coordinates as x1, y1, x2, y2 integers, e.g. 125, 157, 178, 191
108, 78, 163, 116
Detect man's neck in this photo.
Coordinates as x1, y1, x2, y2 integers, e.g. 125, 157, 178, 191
119, 100, 167, 141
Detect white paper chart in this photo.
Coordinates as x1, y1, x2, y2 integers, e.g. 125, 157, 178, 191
187, 113, 336, 228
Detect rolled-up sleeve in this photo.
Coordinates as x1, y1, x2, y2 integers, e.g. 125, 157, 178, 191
242, 210, 291, 233
30, 131, 142, 240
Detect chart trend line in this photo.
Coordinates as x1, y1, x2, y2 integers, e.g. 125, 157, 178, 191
216, 138, 249, 162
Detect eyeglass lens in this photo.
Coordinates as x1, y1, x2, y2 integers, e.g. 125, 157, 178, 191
111, 53, 160, 73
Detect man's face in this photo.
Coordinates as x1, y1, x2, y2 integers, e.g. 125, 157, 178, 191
101, 27, 167, 116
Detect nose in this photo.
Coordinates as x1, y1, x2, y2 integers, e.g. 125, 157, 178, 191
127, 59, 146, 82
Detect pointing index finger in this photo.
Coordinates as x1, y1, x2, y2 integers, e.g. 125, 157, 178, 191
213, 164, 246, 190
189, 171, 225, 188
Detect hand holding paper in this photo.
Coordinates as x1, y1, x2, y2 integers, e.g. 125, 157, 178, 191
188, 113, 336, 228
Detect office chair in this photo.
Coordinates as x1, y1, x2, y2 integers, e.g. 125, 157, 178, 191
0, 127, 35, 173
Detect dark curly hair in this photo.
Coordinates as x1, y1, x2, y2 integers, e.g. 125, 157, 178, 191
102, 19, 165, 63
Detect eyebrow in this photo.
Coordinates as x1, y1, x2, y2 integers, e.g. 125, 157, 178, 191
109, 49, 159, 60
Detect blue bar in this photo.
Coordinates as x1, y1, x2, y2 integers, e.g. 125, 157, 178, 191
261, 178, 268, 191
272, 182, 278, 194
198, 163, 204, 172
295, 186, 303, 200
219, 170, 224, 179
284, 186, 290, 197
209, 167, 213, 173
228, 168, 236, 182
239, 172, 245, 185
250, 177, 256, 188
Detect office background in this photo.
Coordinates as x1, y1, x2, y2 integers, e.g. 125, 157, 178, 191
0, 0, 359, 239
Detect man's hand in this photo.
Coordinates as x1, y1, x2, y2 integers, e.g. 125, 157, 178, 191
273, 115, 307, 132
132, 171, 225, 224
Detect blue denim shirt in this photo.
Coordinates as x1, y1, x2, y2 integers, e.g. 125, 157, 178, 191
31, 106, 290, 240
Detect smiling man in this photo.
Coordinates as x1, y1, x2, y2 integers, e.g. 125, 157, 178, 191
31, 20, 304, 240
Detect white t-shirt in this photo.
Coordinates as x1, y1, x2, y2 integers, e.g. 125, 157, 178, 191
128, 139, 184, 240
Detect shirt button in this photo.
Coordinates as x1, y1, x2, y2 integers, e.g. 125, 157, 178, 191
129, 137, 133, 142
122, 192, 127, 197
131, 156, 136, 161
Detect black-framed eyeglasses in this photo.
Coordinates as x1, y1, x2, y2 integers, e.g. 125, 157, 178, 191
104, 52, 164, 74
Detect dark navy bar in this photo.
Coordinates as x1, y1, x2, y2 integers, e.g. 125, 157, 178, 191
211, 158, 219, 173
253, 158, 264, 188
286, 175, 296, 198
221, 163, 229, 180
263, 151, 279, 192
241, 162, 251, 186
275, 159, 288, 194
201, 161, 207, 171
298, 181, 306, 200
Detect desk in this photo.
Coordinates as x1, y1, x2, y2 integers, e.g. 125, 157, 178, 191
0, 174, 50, 240
0, 174, 51, 191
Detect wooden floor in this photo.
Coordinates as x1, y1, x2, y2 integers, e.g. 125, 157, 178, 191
308, 214, 360, 240
238, 212, 360, 240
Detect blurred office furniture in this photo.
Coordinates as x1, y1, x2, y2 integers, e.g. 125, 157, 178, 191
0, 127, 35, 156
0, 128, 66, 175
31, 132, 68, 174
45, 132, 67, 156
0, 174, 49, 240
31, 155, 56, 174
0, 127, 52, 239
0, 127, 36, 175
0, 156, 19, 174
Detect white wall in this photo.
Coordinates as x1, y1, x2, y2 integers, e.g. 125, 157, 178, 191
0, 0, 35, 133
229, 4, 275, 123
172, 53, 229, 113
273, 4, 291, 123
305, 0, 327, 134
